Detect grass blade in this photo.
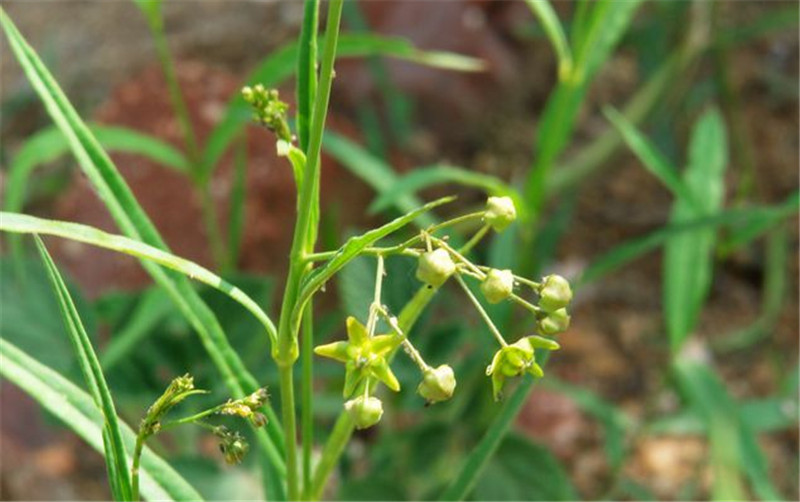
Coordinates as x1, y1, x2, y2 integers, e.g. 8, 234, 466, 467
524, 0, 573, 81
2, 213, 278, 349
577, 194, 799, 287
603, 106, 697, 205
35, 237, 132, 500
664, 108, 728, 352
368, 164, 521, 216
439, 371, 543, 501
0, 10, 287, 484
0, 338, 203, 501
5, 123, 190, 266
524, 0, 643, 215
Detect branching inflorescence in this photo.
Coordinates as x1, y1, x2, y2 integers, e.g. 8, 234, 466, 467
243, 85, 573, 429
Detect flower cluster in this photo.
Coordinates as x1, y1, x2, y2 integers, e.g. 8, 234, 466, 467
241, 85, 292, 142
135, 375, 271, 466
315, 196, 573, 428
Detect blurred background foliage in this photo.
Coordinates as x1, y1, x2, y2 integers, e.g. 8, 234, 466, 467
1, 1, 798, 500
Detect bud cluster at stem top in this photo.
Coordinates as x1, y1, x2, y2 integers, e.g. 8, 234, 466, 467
241, 84, 292, 142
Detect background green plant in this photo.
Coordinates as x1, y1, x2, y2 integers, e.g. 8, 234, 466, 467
1, 1, 798, 501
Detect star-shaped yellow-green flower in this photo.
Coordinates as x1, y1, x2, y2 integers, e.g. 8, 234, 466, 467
314, 316, 401, 397
485, 335, 560, 401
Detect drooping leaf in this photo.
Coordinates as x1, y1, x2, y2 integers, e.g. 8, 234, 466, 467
1, 213, 278, 349
523, 0, 573, 81
35, 237, 133, 500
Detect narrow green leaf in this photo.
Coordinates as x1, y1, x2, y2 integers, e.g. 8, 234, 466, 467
0, 338, 203, 501
524, 0, 643, 214
439, 371, 543, 501
572, 0, 643, 84
578, 196, 799, 287
0, 10, 286, 476
604, 106, 697, 205
6, 124, 189, 215
523, 0, 573, 81
664, 108, 728, 352
5, 124, 190, 266
35, 237, 133, 500
368, 164, 522, 216
2, 213, 278, 349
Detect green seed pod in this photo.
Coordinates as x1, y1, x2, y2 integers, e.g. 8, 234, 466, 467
538, 274, 572, 313
416, 248, 456, 287
538, 308, 570, 335
480, 269, 514, 304
485, 196, 517, 232
418, 364, 456, 403
344, 395, 384, 429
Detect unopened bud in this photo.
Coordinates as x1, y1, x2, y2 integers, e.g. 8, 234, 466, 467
538, 274, 572, 313
418, 364, 456, 403
537, 308, 570, 335
416, 248, 456, 287
480, 269, 514, 304
485, 196, 517, 232
344, 395, 384, 430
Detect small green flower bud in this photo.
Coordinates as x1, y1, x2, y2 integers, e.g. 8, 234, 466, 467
344, 395, 384, 429
485, 196, 517, 232
480, 269, 514, 304
416, 248, 456, 287
538, 308, 570, 335
418, 364, 456, 403
241, 86, 254, 103
538, 274, 572, 313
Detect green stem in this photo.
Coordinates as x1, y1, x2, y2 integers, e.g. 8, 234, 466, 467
275, 2, 344, 499
142, 6, 199, 167
279, 364, 299, 501
297, 0, 320, 151
131, 432, 145, 501
460, 224, 490, 253
309, 413, 354, 500
301, 304, 314, 499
